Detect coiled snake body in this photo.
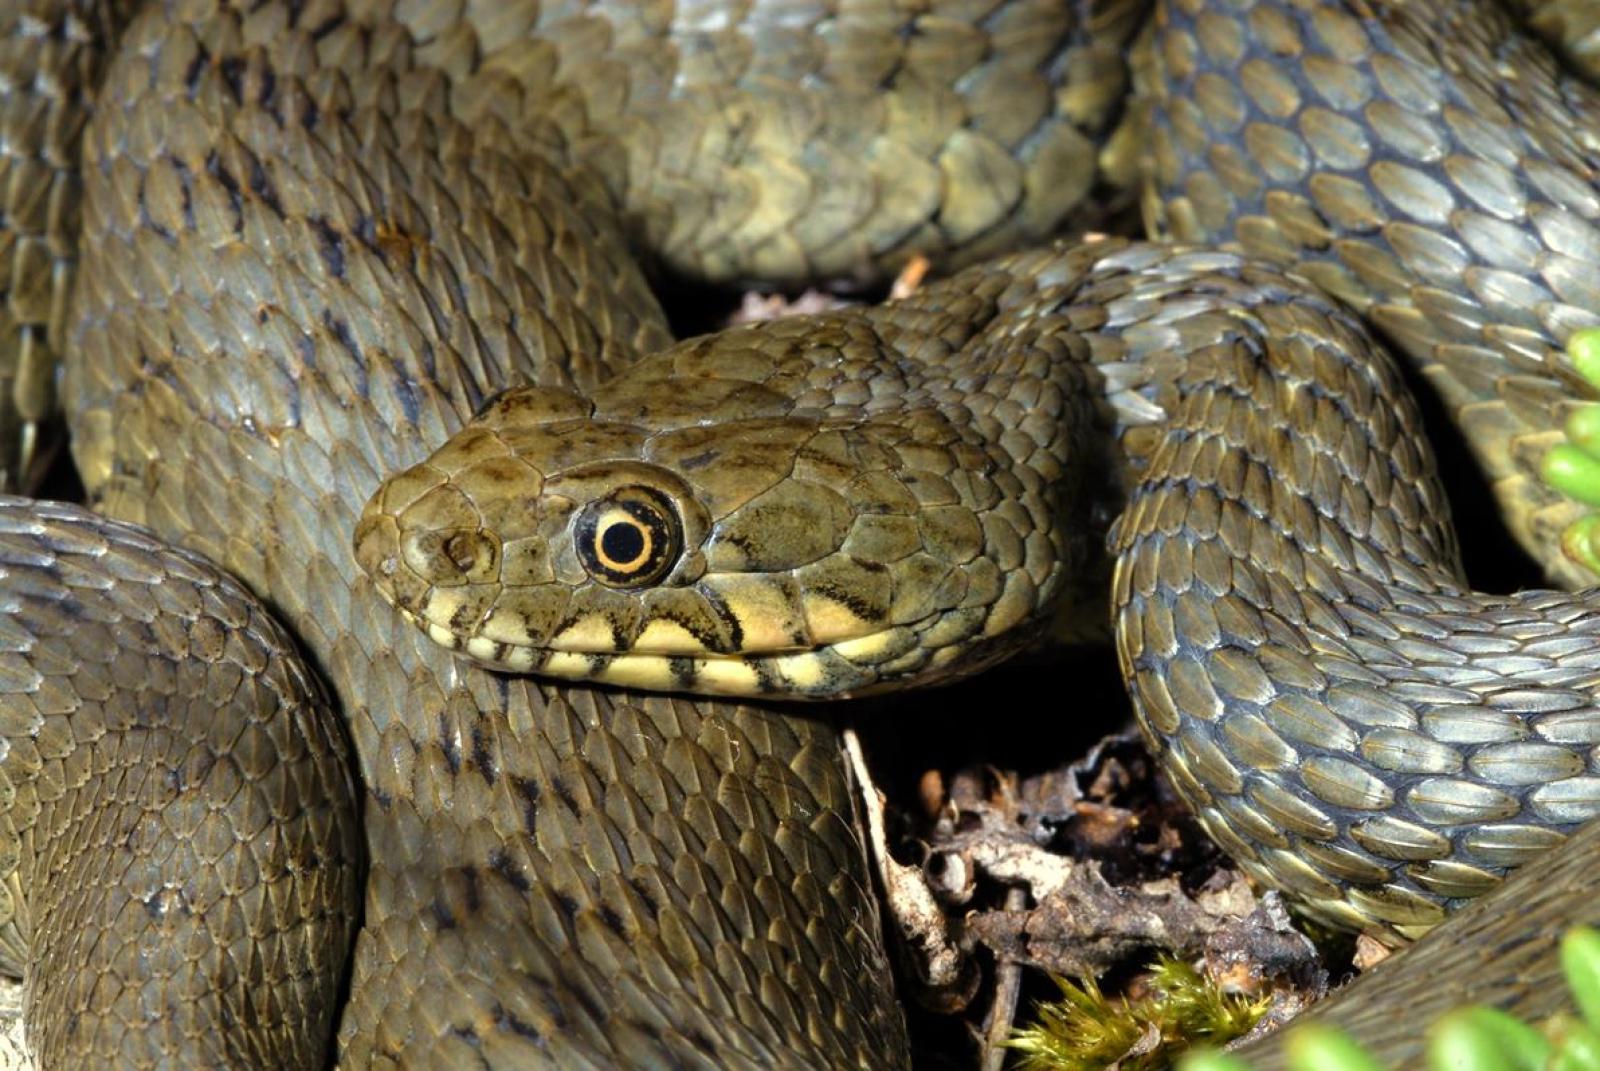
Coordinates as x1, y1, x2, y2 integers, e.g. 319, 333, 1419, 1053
3, 0, 1600, 1067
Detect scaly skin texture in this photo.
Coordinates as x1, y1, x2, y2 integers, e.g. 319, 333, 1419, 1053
9, 0, 1600, 1067
0, 1, 134, 490
368, 230, 1600, 1061
42, 0, 1140, 1066
1235, 810, 1600, 1067
1138, 0, 1600, 590
2, 0, 1143, 487
343, 0, 1600, 1065
0, 499, 361, 1067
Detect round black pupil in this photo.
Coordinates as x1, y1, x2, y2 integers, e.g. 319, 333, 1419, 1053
601, 520, 646, 566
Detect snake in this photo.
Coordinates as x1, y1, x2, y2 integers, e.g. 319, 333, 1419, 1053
0, 0, 1597, 1067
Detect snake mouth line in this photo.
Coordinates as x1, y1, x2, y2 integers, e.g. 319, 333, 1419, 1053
389, 601, 932, 698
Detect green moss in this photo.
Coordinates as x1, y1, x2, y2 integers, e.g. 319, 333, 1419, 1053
1007, 957, 1268, 1071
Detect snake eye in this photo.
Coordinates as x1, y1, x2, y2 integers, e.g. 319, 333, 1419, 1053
574, 487, 682, 588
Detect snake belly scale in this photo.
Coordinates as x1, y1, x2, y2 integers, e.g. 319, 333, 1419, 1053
0, 0, 1599, 1067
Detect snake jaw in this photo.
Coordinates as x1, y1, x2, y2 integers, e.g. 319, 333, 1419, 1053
368, 575, 896, 698
450, 631, 1013, 700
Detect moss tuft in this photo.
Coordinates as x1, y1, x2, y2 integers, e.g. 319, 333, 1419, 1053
1008, 958, 1268, 1071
